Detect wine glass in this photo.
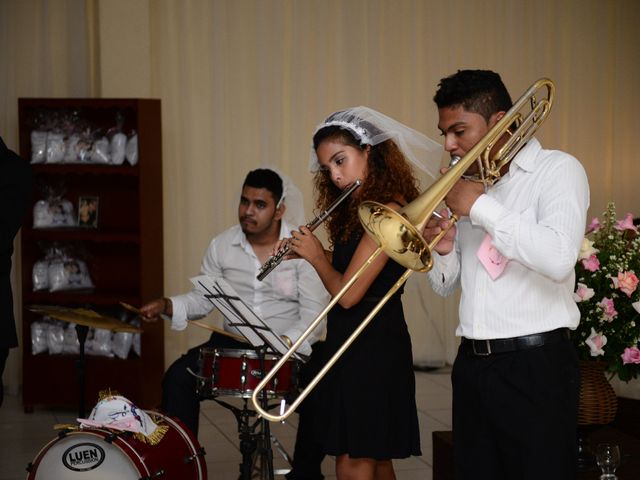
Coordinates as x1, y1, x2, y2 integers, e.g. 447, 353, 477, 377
595, 442, 621, 479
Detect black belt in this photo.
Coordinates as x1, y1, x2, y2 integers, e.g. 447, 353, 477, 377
461, 328, 570, 356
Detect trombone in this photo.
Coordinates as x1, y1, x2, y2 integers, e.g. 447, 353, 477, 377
251, 78, 555, 422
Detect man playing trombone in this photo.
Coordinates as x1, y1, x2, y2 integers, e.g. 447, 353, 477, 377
423, 70, 589, 480
140, 168, 329, 479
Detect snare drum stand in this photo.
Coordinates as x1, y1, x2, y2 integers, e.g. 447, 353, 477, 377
214, 346, 291, 480
254, 346, 275, 480
213, 397, 261, 480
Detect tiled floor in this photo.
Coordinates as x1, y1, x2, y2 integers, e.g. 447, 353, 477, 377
0, 367, 452, 479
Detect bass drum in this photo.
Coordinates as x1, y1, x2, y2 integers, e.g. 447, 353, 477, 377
26, 411, 207, 479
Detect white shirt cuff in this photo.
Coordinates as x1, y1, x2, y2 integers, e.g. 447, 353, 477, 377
168, 296, 189, 331
469, 194, 506, 233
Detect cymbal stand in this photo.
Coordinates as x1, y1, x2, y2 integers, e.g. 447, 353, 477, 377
75, 324, 90, 418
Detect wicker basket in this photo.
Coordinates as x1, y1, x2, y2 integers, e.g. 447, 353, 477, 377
578, 360, 618, 425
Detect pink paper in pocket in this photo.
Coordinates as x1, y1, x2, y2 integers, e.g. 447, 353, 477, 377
477, 233, 508, 280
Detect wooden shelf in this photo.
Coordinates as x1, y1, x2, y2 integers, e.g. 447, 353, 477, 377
19, 98, 164, 411
24, 290, 141, 307
24, 228, 140, 243
31, 164, 140, 176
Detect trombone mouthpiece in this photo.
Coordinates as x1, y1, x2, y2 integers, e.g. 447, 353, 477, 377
449, 155, 461, 166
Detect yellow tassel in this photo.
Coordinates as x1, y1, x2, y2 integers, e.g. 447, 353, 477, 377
54, 423, 78, 431
96, 388, 121, 402
134, 424, 170, 445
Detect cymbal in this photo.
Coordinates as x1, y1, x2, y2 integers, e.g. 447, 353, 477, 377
28, 305, 143, 333
120, 301, 248, 343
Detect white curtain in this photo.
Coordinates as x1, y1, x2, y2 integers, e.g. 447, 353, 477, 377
145, 0, 640, 368
2, 0, 639, 393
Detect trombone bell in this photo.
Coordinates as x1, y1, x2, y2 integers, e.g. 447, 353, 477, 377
358, 201, 433, 272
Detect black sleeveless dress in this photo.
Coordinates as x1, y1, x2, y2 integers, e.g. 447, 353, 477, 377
314, 234, 421, 460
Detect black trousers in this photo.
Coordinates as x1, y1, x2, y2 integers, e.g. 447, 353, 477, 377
452, 336, 580, 480
161, 333, 325, 479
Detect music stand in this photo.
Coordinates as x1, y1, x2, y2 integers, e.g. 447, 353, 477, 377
191, 275, 305, 361
192, 275, 301, 479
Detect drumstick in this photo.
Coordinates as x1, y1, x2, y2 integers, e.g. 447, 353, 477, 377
120, 301, 145, 315
119, 301, 248, 343
189, 320, 249, 343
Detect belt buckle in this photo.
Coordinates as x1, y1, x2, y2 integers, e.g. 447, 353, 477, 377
472, 339, 492, 356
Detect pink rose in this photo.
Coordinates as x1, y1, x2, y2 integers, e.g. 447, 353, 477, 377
617, 271, 639, 297
582, 255, 600, 272
587, 217, 601, 233
599, 297, 618, 321
615, 213, 639, 233
573, 282, 595, 302
621, 346, 640, 364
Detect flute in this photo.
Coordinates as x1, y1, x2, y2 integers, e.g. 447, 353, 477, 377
257, 179, 362, 281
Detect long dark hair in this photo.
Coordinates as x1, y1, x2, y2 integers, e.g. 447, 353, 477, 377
312, 126, 420, 245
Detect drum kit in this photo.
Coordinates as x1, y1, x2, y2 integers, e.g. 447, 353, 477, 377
24, 305, 207, 479
26, 277, 303, 479
25, 344, 294, 480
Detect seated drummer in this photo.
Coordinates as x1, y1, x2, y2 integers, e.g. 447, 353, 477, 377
141, 168, 329, 480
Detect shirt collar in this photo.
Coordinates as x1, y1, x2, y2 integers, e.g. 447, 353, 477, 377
510, 137, 542, 173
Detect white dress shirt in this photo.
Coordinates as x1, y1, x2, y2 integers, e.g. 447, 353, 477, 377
427, 138, 590, 340
169, 220, 329, 355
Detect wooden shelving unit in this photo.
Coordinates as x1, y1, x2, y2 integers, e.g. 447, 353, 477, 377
18, 98, 164, 411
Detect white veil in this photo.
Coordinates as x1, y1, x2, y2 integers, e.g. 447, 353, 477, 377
309, 106, 443, 180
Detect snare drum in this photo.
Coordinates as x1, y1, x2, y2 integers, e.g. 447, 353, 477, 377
27, 411, 207, 479
197, 347, 298, 399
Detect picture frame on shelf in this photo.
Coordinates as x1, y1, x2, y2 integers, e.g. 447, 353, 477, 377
78, 196, 99, 228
